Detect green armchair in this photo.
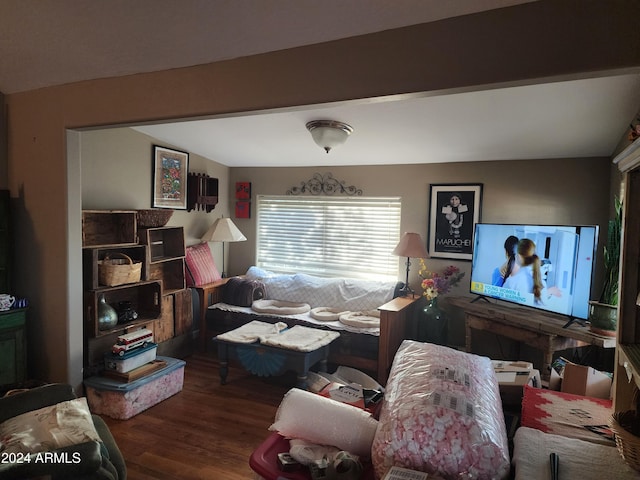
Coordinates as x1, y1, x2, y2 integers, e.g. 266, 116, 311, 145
0, 383, 126, 480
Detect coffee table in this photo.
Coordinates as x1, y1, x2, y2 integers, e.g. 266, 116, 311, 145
213, 337, 334, 390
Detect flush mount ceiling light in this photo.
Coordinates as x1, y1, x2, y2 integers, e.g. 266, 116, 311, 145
306, 120, 354, 153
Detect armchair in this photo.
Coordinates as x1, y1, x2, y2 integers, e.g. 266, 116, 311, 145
0, 383, 126, 480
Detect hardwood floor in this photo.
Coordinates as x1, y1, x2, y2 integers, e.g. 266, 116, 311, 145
103, 352, 293, 480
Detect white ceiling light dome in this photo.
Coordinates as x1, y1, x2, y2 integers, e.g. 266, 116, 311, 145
306, 120, 354, 153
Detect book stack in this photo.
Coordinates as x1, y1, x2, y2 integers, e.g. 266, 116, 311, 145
103, 342, 166, 382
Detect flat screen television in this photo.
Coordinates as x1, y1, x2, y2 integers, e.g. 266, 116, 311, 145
469, 224, 599, 323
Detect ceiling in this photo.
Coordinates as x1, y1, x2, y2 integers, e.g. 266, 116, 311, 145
3, 0, 640, 167
132, 75, 640, 167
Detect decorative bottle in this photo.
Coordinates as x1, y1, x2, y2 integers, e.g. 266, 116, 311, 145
97, 294, 118, 331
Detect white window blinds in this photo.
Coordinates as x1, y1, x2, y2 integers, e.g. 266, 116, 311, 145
256, 195, 401, 280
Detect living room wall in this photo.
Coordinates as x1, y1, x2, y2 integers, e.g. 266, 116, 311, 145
80, 124, 613, 351
6, 1, 639, 385
230, 157, 613, 349
81, 127, 613, 294
80, 127, 230, 249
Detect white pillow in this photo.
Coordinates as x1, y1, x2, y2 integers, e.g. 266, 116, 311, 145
0, 397, 101, 455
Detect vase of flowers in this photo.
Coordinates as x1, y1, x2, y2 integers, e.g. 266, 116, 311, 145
418, 260, 465, 345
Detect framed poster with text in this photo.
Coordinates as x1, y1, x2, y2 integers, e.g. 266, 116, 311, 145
428, 183, 483, 260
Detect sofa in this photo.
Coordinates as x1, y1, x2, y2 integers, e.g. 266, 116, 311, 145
199, 266, 422, 384
0, 383, 126, 480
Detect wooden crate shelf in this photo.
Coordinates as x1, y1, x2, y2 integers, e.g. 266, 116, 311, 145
82, 210, 137, 247
86, 281, 162, 337
140, 227, 186, 263
82, 245, 148, 290
148, 258, 186, 295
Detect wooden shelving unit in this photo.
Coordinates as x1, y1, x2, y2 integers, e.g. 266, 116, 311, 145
613, 137, 640, 411
82, 213, 192, 376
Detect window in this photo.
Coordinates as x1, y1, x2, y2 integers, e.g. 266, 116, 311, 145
256, 195, 401, 280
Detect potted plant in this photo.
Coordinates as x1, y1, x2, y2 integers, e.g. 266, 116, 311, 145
589, 197, 622, 336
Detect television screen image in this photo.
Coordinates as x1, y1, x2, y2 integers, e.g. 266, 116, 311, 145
470, 224, 599, 321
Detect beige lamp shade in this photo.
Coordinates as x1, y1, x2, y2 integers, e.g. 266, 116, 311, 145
392, 232, 429, 259
201, 217, 247, 243
201, 217, 246, 277
392, 232, 429, 297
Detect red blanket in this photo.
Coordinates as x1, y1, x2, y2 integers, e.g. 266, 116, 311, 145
521, 385, 614, 445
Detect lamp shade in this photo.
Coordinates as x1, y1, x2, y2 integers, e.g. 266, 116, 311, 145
201, 217, 247, 243
306, 120, 353, 153
392, 232, 429, 259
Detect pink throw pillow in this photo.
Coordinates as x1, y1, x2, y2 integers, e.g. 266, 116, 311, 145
185, 242, 221, 287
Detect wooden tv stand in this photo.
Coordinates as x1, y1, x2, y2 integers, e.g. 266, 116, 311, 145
446, 296, 616, 381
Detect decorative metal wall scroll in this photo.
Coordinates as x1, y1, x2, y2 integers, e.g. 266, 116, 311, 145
286, 172, 363, 196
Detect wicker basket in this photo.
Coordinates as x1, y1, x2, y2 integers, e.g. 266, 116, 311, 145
610, 410, 640, 471
98, 253, 142, 286
136, 209, 173, 228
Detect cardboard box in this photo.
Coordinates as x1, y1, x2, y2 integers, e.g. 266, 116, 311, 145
561, 362, 612, 399
491, 360, 541, 406
312, 366, 384, 412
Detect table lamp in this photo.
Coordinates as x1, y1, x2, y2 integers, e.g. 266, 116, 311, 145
392, 232, 429, 297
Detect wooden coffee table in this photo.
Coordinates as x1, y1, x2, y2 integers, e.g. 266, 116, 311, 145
213, 337, 334, 390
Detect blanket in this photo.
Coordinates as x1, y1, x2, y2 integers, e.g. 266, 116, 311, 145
215, 320, 288, 343
521, 385, 614, 445
245, 266, 396, 311
513, 427, 637, 479
216, 321, 339, 352
260, 325, 340, 352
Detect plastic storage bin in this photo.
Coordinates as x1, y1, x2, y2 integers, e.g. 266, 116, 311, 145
250, 432, 375, 480
84, 356, 185, 419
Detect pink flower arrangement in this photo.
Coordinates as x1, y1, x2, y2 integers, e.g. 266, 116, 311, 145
418, 259, 465, 301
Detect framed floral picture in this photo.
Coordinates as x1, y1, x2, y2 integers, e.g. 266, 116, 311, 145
152, 145, 189, 209
428, 183, 483, 260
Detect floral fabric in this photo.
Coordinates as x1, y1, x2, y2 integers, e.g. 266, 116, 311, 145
0, 397, 101, 454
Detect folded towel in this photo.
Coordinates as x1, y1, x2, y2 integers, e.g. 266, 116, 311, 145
216, 320, 288, 344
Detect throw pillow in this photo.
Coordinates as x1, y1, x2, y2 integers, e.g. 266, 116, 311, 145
185, 242, 221, 287
0, 397, 101, 455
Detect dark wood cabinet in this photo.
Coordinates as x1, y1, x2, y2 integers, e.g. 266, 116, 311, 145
0, 190, 9, 293
0, 308, 27, 386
